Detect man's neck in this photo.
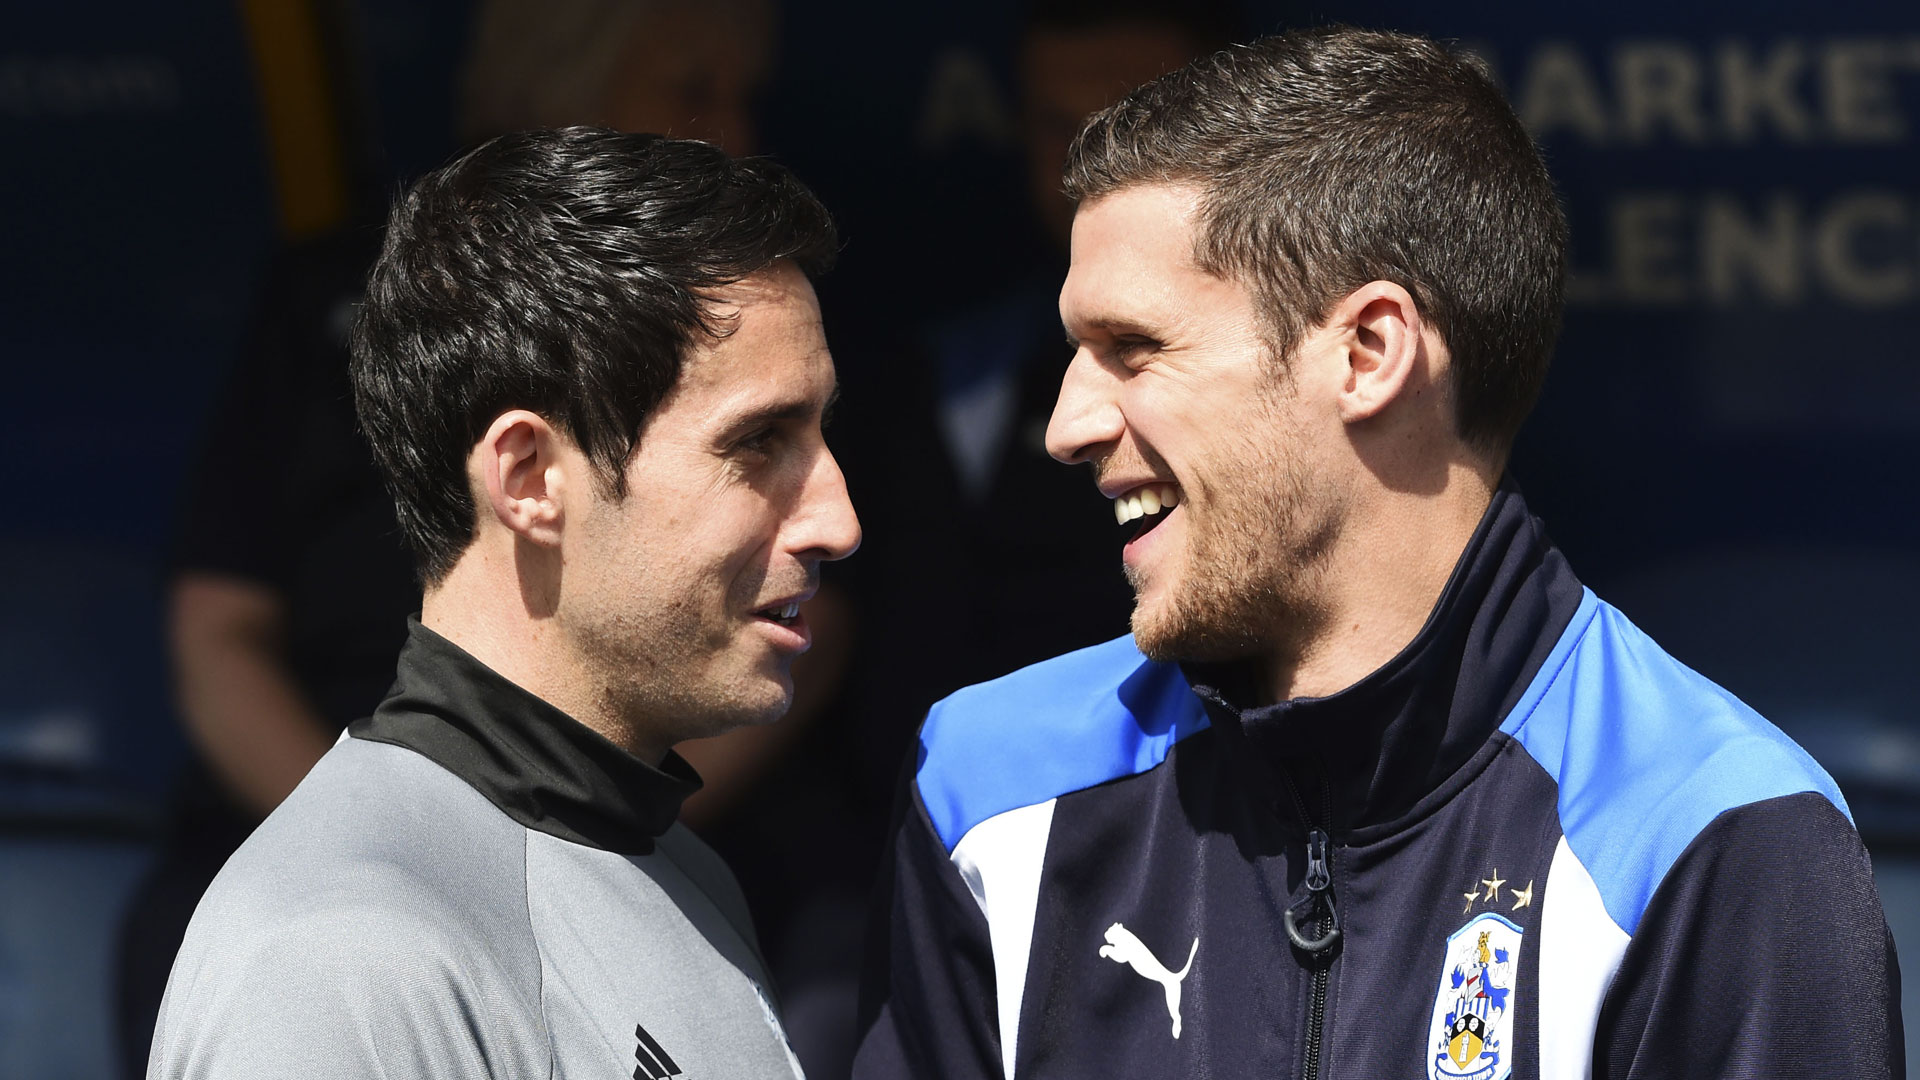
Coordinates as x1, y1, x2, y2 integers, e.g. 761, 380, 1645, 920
1262, 467, 1495, 703
421, 557, 669, 766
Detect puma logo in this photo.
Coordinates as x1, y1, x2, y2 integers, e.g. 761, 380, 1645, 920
1098, 922, 1199, 1039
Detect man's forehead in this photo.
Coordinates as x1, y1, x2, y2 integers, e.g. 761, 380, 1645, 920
667, 264, 832, 412
676, 334, 833, 400
1069, 182, 1204, 246
1061, 185, 1230, 335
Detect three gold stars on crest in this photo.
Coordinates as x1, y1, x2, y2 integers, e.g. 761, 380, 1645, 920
1461, 869, 1534, 913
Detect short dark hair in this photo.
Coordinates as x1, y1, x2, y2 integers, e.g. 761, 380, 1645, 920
1064, 27, 1566, 456
351, 127, 838, 584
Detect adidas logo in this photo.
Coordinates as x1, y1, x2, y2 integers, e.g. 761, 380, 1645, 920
633, 1023, 684, 1080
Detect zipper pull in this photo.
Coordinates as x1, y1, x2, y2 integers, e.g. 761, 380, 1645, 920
1284, 829, 1341, 957
1304, 829, 1331, 893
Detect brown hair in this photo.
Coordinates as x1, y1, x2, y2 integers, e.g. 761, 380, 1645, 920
1064, 26, 1567, 455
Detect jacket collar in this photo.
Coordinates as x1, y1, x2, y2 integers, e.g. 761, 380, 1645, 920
1184, 478, 1584, 837
348, 618, 701, 855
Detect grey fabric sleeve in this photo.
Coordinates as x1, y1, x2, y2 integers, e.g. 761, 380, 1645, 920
148, 900, 549, 1079
147, 741, 552, 1079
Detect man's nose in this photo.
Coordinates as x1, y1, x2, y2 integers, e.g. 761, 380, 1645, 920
795, 447, 862, 562
1045, 347, 1124, 465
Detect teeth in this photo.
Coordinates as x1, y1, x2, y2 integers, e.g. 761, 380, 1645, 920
1112, 484, 1179, 523
779, 603, 799, 620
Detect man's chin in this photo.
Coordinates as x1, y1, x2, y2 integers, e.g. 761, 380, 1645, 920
1131, 597, 1267, 665
1130, 600, 1201, 663
669, 676, 793, 743
731, 677, 794, 728
731, 653, 797, 714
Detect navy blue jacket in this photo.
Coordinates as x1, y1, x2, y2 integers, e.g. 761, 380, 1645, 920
854, 486, 1902, 1079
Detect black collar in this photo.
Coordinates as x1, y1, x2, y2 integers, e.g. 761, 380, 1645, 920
1184, 478, 1585, 838
349, 619, 701, 855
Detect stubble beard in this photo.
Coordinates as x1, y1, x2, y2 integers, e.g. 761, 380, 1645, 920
571, 592, 791, 752
562, 498, 794, 757
1128, 424, 1342, 669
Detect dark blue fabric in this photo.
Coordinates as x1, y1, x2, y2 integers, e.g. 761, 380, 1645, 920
1596, 793, 1902, 1080
1008, 714, 1569, 1079
855, 786, 1006, 1080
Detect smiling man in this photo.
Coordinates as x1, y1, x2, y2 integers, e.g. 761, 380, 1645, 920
855, 28, 1900, 1080
147, 129, 857, 1078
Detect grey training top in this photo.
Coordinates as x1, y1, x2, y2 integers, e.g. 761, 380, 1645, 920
149, 621, 806, 1079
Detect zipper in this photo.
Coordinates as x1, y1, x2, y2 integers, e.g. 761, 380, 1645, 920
1277, 767, 1339, 1080
1299, 829, 1333, 1080
1305, 957, 1329, 1080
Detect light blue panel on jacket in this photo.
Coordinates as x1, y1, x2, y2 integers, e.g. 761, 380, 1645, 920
1502, 589, 1849, 934
917, 635, 1210, 852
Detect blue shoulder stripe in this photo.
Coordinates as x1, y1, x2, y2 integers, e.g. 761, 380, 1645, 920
916, 635, 1210, 852
1501, 588, 1849, 935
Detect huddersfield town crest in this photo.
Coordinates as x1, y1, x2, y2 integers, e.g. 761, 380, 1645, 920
1426, 912, 1523, 1080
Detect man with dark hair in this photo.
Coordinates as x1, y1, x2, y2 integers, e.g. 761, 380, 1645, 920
148, 127, 857, 1078
856, 28, 1900, 1080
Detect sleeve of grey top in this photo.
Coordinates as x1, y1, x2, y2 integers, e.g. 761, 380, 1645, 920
147, 901, 549, 1080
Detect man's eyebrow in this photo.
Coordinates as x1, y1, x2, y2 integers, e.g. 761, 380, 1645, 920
1063, 313, 1159, 347
722, 382, 840, 430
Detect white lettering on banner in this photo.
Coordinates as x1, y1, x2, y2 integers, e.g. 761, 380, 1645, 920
1702, 195, 1803, 304
1717, 41, 1814, 142
1514, 37, 1920, 145
1517, 43, 1611, 142
1610, 195, 1690, 303
1617, 41, 1710, 143
1571, 191, 1919, 307
1823, 41, 1908, 143
1814, 193, 1913, 304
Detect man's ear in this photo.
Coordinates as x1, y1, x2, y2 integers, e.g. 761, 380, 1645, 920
475, 410, 568, 547
1330, 280, 1432, 426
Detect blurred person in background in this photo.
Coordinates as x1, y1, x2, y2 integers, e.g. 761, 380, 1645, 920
149, 126, 854, 1079
835, 0, 1236, 853
117, 1, 819, 1074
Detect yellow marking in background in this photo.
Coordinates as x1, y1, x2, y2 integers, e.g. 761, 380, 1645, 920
238, 0, 348, 238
